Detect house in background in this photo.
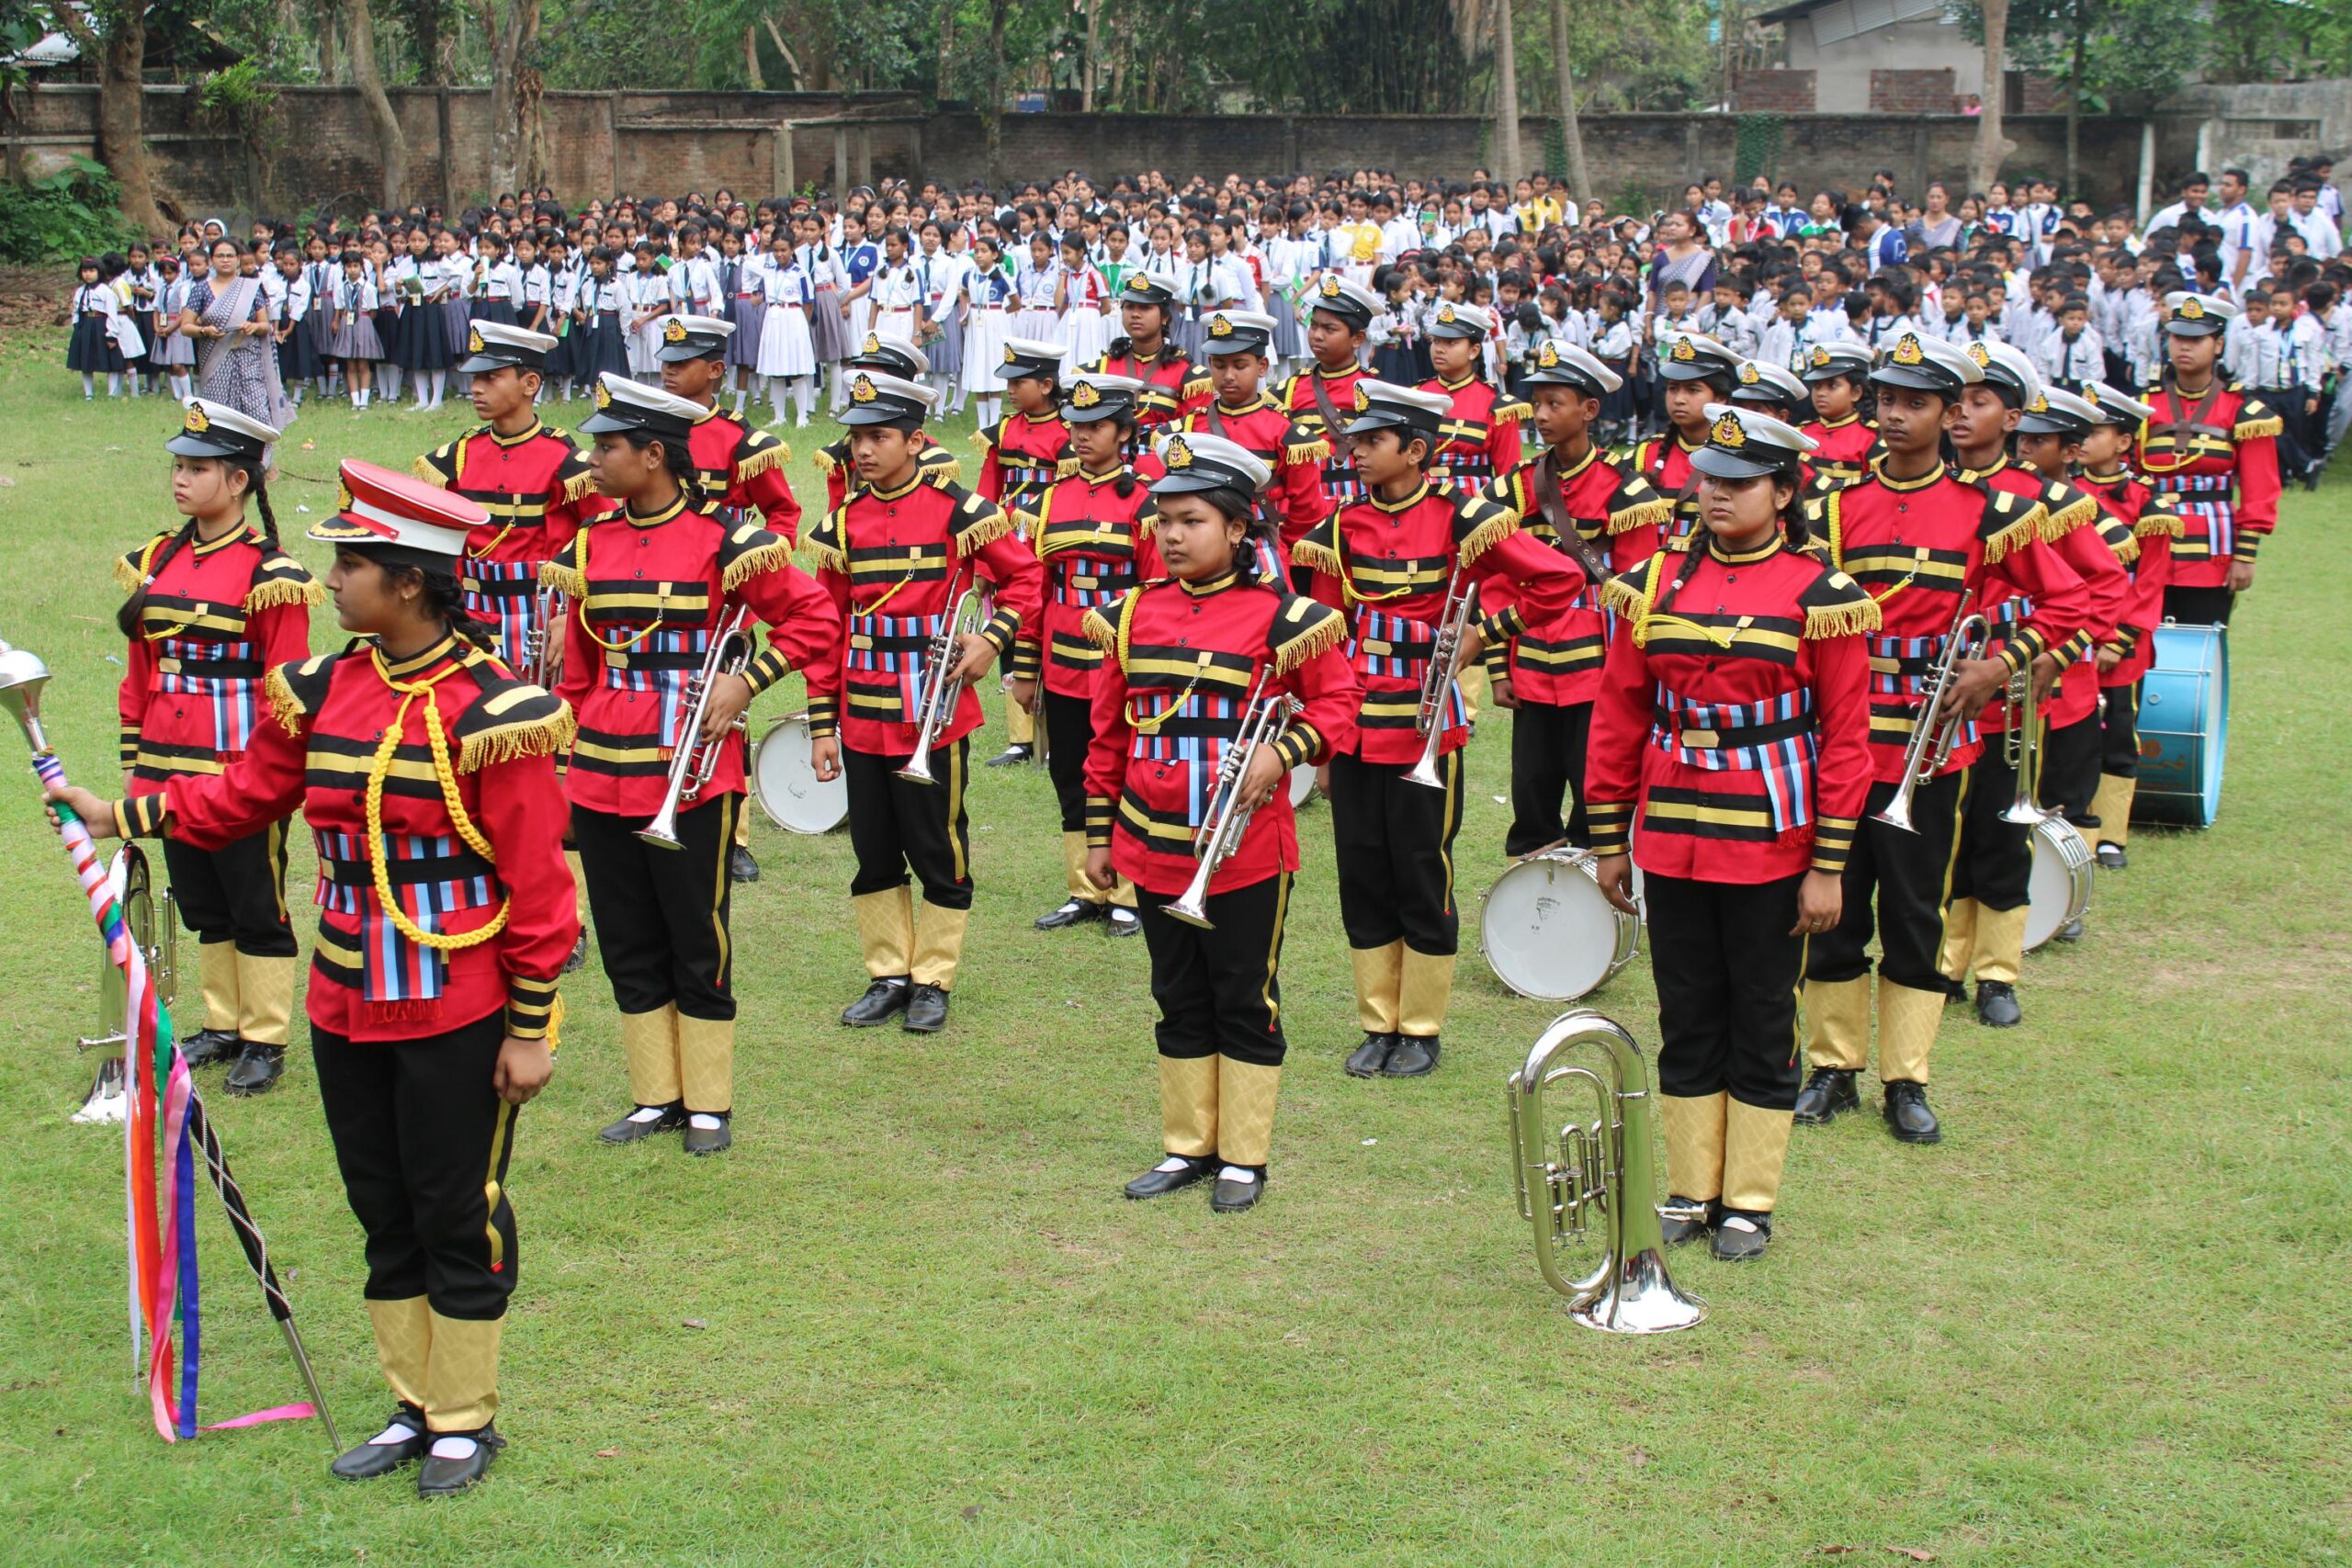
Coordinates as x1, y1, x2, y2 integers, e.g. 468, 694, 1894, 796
1736, 0, 2066, 116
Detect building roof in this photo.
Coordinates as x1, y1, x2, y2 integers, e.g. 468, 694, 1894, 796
1757, 0, 1954, 36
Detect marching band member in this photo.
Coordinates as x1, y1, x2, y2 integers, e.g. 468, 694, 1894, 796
56, 459, 579, 1495
1940, 342, 2120, 1023
1295, 381, 1580, 1078
655, 313, 807, 884
1797, 343, 1881, 489
1477, 340, 1668, 852
2075, 382, 2180, 868
1419, 302, 1529, 497
972, 336, 1070, 767
2137, 291, 2282, 627
1275, 275, 1385, 586
804, 370, 1043, 1034
1166, 308, 1330, 567
1634, 330, 1742, 548
1088, 273, 1213, 451
116, 400, 316, 1093
1032, 370, 1159, 935
1725, 359, 1821, 486
1081, 433, 1356, 1213
1794, 333, 2086, 1144
813, 331, 963, 513
544, 375, 839, 1155
1588, 404, 1877, 1261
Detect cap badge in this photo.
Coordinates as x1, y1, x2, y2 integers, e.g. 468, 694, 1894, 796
2177, 297, 2205, 321
2029, 393, 2049, 413
1810, 345, 1832, 367
1670, 336, 1696, 362
337, 479, 355, 513
1712, 412, 1747, 449
468, 326, 485, 354
1351, 383, 1372, 413
1537, 342, 1559, 368
1070, 380, 1102, 409
1738, 363, 1759, 385
1320, 275, 1341, 299
1165, 436, 1193, 469
862, 332, 881, 353
1892, 333, 1925, 367
1437, 302, 1456, 324
852, 373, 878, 404
183, 403, 210, 434
594, 379, 614, 409
1002, 344, 1019, 364
1207, 312, 1233, 338
1965, 341, 1991, 367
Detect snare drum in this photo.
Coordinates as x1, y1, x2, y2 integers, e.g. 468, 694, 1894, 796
750, 714, 847, 833
2022, 816, 2094, 952
1479, 847, 1640, 1001
2133, 620, 2228, 828
1287, 763, 1317, 809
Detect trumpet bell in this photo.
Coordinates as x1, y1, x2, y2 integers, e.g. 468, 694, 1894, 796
1159, 895, 1214, 930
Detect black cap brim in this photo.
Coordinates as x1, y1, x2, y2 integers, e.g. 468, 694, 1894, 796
838, 403, 924, 427
1659, 362, 1736, 384
457, 353, 531, 375
1869, 366, 1960, 394
656, 342, 726, 363
165, 432, 257, 459
1309, 306, 1371, 329
1729, 387, 1803, 409
1340, 412, 1434, 439
2017, 413, 2089, 436
1062, 403, 1134, 424
1690, 446, 1794, 480
577, 409, 691, 442
2163, 320, 2225, 338
1148, 469, 1239, 494
1524, 372, 1607, 397
1424, 322, 1484, 340
1204, 337, 1272, 357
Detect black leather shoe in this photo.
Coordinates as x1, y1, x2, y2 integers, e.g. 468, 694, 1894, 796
1211, 1166, 1267, 1213
1035, 898, 1107, 931
2096, 843, 2128, 870
1792, 1067, 1860, 1125
331, 1408, 427, 1480
729, 844, 761, 884
1384, 1034, 1441, 1077
683, 1114, 731, 1156
1941, 975, 1968, 1006
1657, 1196, 1717, 1247
1711, 1213, 1772, 1261
842, 977, 911, 1027
986, 744, 1032, 767
178, 1028, 240, 1067
415, 1424, 505, 1497
1123, 1155, 1214, 1200
599, 1100, 684, 1145
1106, 907, 1141, 938
901, 983, 949, 1032
1883, 1080, 1941, 1144
1343, 1032, 1394, 1077
223, 1042, 284, 1096
1974, 979, 2022, 1028
2054, 917, 2085, 943
560, 931, 589, 974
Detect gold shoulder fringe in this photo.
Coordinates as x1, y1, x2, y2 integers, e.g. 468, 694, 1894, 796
2102, 523, 2141, 565
721, 535, 795, 591
2233, 415, 2283, 442
971, 426, 998, 451
1292, 536, 1345, 579
1804, 598, 1882, 638
1597, 574, 1651, 620
457, 704, 578, 773
1270, 604, 1345, 674
1056, 456, 1083, 479
956, 503, 1020, 558
113, 554, 146, 594
412, 452, 451, 487
1181, 374, 1213, 400
265, 664, 308, 736
737, 439, 788, 479
561, 468, 599, 503
1080, 605, 1121, 653
244, 575, 325, 613
921, 450, 964, 486
2041, 491, 2098, 539
1982, 500, 2047, 564
1455, 501, 1521, 567
2136, 507, 2186, 539
1285, 437, 1333, 466
1491, 400, 1532, 424
814, 446, 842, 475
538, 559, 589, 598
1608, 495, 1673, 535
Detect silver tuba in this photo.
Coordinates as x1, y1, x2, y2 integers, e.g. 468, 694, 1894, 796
1506, 1010, 1708, 1335
897, 569, 983, 784
638, 604, 758, 850
1162, 671, 1301, 931
74, 845, 175, 1124
1403, 563, 1477, 790
1873, 597, 1992, 834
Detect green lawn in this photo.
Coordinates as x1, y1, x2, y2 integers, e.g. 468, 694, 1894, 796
0, 324, 2346, 1566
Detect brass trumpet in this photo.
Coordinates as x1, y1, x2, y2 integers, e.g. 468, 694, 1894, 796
898, 570, 982, 785
1874, 599, 1992, 834
1998, 660, 2047, 825
1506, 1010, 1707, 1335
638, 604, 757, 851
1163, 672, 1301, 931
1404, 564, 1477, 791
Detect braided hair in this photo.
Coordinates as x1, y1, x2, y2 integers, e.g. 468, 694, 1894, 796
1190, 483, 1279, 586
116, 457, 279, 639
615, 426, 709, 513
383, 560, 498, 655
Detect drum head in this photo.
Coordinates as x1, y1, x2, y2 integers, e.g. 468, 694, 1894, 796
1287, 763, 1316, 808
752, 717, 848, 833
1480, 851, 1626, 1001
2023, 818, 2093, 952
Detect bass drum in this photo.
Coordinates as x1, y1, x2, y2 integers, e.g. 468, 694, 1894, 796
2022, 816, 2094, 952
2133, 620, 2228, 828
1479, 847, 1639, 1002
750, 715, 847, 834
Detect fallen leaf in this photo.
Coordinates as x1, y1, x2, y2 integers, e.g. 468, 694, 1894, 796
1819, 1550, 1860, 1558
1884, 1551, 1934, 1563
961, 1504, 984, 1521
301, 440, 317, 450
682, 1318, 707, 1330
594, 1448, 620, 1459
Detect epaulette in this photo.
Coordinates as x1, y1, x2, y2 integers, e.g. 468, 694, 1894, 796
1795, 560, 1882, 638
537, 535, 588, 599
915, 442, 963, 487
2136, 493, 2186, 538
2097, 513, 2140, 564
1608, 474, 1673, 535
264, 649, 344, 736
1282, 419, 1333, 466
814, 438, 848, 476
245, 547, 324, 612
803, 504, 848, 573
115, 532, 171, 594
946, 483, 1018, 556
1490, 398, 1533, 425
1292, 511, 1345, 579
450, 652, 577, 773
1978, 488, 2048, 564
973, 421, 1003, 453
2040, 479, 2098, 539
735, 427, 789, 479
2232, 394, 2283, 443
1267, 593, 1345, 673
412, 435, 466, 488
1179, 365, 1213, 400
1453, 490, 1521, 566
1080, 590, 1138, 666
1597, 558, 1662, 622
718, 518, 794, 590
553, 443, 598, 503
1055, 456, 1084, 479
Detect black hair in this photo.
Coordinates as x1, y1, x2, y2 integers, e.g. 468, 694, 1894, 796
1184, 483, 1281, 585
385, 561, 498, 655
612, 427, 708, 511
117, 457, 280, 639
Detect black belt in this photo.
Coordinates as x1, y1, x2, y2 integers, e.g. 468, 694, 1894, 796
158, 656, 264, 680
1651, 708, 1815, 749
317, 849, 494, 888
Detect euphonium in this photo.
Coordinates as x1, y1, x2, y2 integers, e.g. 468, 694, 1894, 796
637, 604, 757, 851
1873, 600, 1993, 834
1506, 1010, 1708, 1335
1162, 672, 1302, 931
898, 570, 983, 785
1998, 660, 2047, 825
1403, 563, 1477, 791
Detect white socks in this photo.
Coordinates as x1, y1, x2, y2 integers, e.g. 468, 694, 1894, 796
624, 1104, 669, 1124
428, 1435, 480, 1461
793, 378, 812, 425
368, 1416, 422, 1446
975, 395, 1000, 425
687, 1112, 726, 1132
81, 373, 96, 399
1151, 1156, 1193, 1175
1217, 1165, 1259, 1185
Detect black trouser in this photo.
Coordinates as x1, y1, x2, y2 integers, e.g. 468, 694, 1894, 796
843, 735, 973, 910
2268, 391, 2313, 478
1647, 872, 1804, 1111
163, 823, 296, 957
1043, 689, 1093, 831
311, 1009, 516, 1320
1327, 748, 1464, 956
1505, 698, 1591, 856
1949, 750, 2032, 914
2164, 584, 2234, 626
2039, 710, 2103, 826
1807, 772, 1965, 993
1135, 872, 1290, 1067
2098, 679, 2141, 778
573, 793, 737, 1021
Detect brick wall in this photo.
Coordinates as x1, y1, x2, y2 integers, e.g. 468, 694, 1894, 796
1735, 71, 1818, 113
2018, 74, 2072, 114
1, 84, 2165, 215
1870, 70, 1958, 116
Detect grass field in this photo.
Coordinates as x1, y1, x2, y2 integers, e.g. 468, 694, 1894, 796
0, 323, 2346, 1567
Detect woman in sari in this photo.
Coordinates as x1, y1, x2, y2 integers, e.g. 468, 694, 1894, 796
178, 238, 297, 464
1645, 210, 1717, 318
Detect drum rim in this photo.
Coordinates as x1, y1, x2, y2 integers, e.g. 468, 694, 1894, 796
1477, 847, 1639, 1001
749, 714, 848, 833
2022, 816, 2095, 951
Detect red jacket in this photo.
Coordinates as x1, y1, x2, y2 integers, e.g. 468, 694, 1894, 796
1091, 341, 1212, 434
975, 411, 1069, 520
2135, 381, 2281, 589
116, 525, 319, 792
1035, 464, 1160, 700
1420, 376, 1529, 498
118, 637, 578, 1042
803, 477, 1045, 756
1276, 362, 1376, 506
1296, 480, 1582, 766
1800, 415, 1880, 490
1081, 572, 1357, 896
687, 407, 801, 544
1168, 394, 1330, 555
1477, 447, 1670, 706
1632, 432, 1707, 550
1809, 461, 2085, 784
1588, 538, 1878, 883
2077, 468, 2181, 686
544, 496, 840, 817
816, 434, 961, 513
415, 421, 612, 669
1967, 459, 2127, 730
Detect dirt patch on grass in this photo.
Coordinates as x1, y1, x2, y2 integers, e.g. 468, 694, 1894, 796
0, 265, 74, 339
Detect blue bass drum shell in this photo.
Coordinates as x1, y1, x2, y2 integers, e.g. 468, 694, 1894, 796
2132, 620, 2228, 828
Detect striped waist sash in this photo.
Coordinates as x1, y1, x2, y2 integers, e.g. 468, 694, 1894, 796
153, 635, 262, 753
1650, 682, 1816, 831
313, 829, 497, 1004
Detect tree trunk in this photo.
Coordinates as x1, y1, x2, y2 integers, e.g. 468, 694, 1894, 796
984, 0, 1009, 188
2064, 0, 2086, 196
935, 0, 956, 100
1492, 0, 1521, 184
762, 15, 804, 90
1971, 0, 2016, 191
477, 0, 542, 199
1081, 0, 1101, 111
345, 0, 410, 208
1549, 0, 1591, 208
743, 25, 764, 90
57, 6, 167, 234
412, 0, 450, 85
